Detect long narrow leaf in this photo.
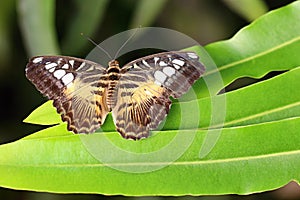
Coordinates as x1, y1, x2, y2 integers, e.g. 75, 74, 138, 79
18, 0, 60, 56
1, 117, 300, 195
61, 0, 109, 55
129, 0, 168, 28
222, 0, 268, 22
198, 1, 300, 97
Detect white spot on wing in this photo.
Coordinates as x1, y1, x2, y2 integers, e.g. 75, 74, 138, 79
53, 69, 66, 79
154, 71, 167, 83
49, 68, 55, 73
163, 66, 176, 76
172, 59, 185, 66
69, 60, 75, 66
159, 61, 168, 66
57, 58, 63, 64
62, 73, 74, 85
78, 62, 85, 70
187, 52, 198, 59
142, 60, 151, 67
45, 62, 57, 70
154, 57, 159, 65
173, 64, 180, 70
32, 57, 43, 63
133, 63, 139, 68
62, 64, 69, 69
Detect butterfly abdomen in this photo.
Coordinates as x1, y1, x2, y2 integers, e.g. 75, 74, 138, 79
106, 60, 121, 110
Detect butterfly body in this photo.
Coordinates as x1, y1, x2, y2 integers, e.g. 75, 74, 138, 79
104, 60, 122, 110
26, 51, 205, 140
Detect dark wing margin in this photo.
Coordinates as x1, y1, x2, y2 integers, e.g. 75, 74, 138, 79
112, 51, 205, 140
25, 55, 109, 133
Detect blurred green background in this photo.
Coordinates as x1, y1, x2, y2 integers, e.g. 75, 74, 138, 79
0, 0, 299, 199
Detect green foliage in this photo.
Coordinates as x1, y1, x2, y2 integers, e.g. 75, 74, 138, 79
223, 0, 268, 22
1, 0, 300, 196
23, 101, 61, 125
197, 0, 300, 97
61, 0, 109, 55
18, 0, 60, 56
129, 0, 169, 28
0, 0, 15, 69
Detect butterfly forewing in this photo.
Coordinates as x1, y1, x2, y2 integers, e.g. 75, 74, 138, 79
112, 51, 205, 139
123, 51, 205, 98
25, 56, 109, 133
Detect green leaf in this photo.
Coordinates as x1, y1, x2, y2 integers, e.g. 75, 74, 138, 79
1, 117, 300, 195
0, 0, 15, 70
198, 1, 300, 98
18, 0, 60, 56
223, 0, 268, 22
201, 66, 300, 129
61, 0, 109, 55
23, 101, 61, 125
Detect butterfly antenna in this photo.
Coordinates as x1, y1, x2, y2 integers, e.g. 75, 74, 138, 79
81, 33, 113, 60
113, 28, 140, 60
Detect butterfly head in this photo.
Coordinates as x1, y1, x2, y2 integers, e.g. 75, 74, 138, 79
108, 60, 120, 69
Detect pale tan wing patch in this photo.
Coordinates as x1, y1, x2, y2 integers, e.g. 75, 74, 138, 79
26, 56, 109, 133
112, 82, 171, 140
54, 80, 109, 133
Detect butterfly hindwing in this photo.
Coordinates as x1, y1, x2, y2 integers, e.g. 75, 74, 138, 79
112, 51, 205, 139
112, 81, 172, 139
25, 56, 109, 133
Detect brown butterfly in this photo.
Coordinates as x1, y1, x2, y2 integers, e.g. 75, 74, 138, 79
25, 51, 205, 140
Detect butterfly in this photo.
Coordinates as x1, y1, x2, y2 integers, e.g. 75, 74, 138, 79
25, 51, 205, 140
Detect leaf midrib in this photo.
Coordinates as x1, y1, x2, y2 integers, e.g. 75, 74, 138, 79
0, 148, 298, 168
